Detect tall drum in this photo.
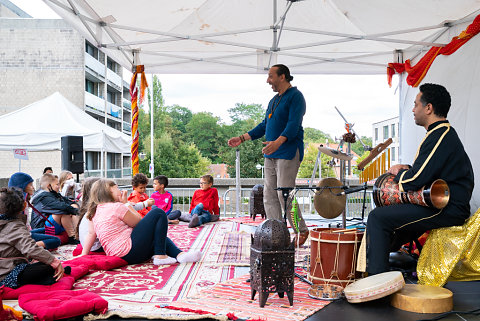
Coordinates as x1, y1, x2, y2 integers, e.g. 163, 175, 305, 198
308, 228, 364, 288
373, 173, 449, 209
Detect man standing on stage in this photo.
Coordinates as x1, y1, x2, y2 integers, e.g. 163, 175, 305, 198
367, 83, 474, 275
228, 64, 310, 245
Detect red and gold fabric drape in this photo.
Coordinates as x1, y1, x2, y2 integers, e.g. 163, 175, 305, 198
130, 65, 148, 175
388, 14, 480, 87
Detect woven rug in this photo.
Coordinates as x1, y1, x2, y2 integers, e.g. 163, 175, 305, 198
84, 221, 241, 320
216, 231, 251, 266
216, 231, 311, 268
166, 273, 330, 321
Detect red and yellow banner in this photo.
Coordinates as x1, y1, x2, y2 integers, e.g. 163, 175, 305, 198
130, 65, 148, 175
388, 14, 480, 87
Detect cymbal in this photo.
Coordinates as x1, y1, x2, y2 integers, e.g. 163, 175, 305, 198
314, 178, 346, 219
318, 145, 353, 161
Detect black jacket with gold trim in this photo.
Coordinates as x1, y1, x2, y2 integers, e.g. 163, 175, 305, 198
395, 120, 474, 217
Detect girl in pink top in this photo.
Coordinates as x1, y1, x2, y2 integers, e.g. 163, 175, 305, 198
81, 179, 201, 265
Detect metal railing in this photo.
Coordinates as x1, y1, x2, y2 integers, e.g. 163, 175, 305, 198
115, 186, 374, 219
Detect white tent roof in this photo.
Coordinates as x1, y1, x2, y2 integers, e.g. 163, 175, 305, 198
0, 92, 131, 153
43, 0, 480, 74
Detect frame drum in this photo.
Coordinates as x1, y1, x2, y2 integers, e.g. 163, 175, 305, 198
344, 271, 405, 303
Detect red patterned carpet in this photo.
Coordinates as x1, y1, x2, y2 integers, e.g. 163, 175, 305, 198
73, 224, 201, 296
166, 274, 330, 321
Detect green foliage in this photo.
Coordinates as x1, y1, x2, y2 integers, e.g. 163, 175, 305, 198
304, 127, 334, 144
220, 104, 266, 178
353, 150, 369, 176
297, 144, 336, 178
350, 136, 372, 156
139, 132, 210, 178
185, 112, 227, 163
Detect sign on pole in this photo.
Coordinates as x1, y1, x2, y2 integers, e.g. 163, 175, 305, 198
13, 149, 28, 160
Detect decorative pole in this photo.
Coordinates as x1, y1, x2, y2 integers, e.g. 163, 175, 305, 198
130, 62, 148, 176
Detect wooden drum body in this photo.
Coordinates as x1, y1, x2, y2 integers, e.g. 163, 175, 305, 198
373, 173, 449, 209
308, 228, 364, 288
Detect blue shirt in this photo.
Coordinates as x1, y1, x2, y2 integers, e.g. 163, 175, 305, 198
248, 86, 305, 160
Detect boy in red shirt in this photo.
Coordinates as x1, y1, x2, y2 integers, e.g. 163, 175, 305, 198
180, 175, 220, 228
127, 173, 154, 217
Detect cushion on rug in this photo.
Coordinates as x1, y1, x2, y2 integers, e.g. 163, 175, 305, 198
18, 289, 108, 321
1, 276, 75, 300
63, 255, 127, 276
72, 244, 106, 257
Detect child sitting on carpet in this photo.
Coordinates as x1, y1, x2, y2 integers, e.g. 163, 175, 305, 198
81, 179, 202, 265
77, 177, 103, 253
127, 173, 154, 217
151, 175, 181, 224
0, 187, 64, 289
8, 172, 61, 250
180, 175, 220, 228
59, 170, 81, 200
30, 173, 79, 245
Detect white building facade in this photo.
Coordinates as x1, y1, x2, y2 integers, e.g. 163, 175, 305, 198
372, 116, 399, 167
0, 2, 132, 180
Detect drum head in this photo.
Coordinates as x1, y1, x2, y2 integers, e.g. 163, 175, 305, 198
344, 271, 405, 303
314, 178, 346, 219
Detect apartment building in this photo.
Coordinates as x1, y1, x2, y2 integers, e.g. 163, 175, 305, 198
372, 116, 399, 166
0, 1, 131, 179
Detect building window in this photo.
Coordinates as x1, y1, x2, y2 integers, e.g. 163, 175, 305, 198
391, 147, 396, 161
375, 128, 378, 141
107, 90, 115, 103
85, 151, 100, 170
391, 124, 396, 138
107, 59, 115, 72
383, 125, 389, 140
86, 42, 95, 58
85, 79, 95, 94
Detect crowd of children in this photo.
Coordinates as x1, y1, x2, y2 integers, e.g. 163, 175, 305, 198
0, 170, 223, 289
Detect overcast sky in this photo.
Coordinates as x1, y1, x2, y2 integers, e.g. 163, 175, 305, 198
10, 0, 401, 139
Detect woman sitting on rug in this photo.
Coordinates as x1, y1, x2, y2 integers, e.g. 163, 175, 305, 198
81, 179, 202, 265
0, 187, 64, 288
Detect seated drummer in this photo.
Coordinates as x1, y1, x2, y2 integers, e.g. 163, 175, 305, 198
366, 83, 474, 275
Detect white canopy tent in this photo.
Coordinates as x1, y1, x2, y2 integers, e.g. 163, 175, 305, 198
399, 34, 480, 211
44, 0, 480, 212
42, 0, 480, 74
0, 92, 131, 176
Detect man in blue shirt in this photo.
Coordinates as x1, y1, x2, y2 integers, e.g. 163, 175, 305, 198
228, 64, 309, 245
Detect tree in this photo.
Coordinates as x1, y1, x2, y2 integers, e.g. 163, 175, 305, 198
185, 112, 227, 163
167, 104, 192, 138
350, 136, 372, 156
220, 104, 266, 178
304, 127, 334, 143
228, 103, 265, 125
297, 144, 336, 179
139, 132, 210, 178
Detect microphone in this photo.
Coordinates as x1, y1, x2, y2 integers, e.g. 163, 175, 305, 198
335, 185, 367, 196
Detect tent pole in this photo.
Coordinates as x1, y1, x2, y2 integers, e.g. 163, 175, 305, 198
150, 73, 154, 179
235, 149, 241, 217
101, 130, 104, 178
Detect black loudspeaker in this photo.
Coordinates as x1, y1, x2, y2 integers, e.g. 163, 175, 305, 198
61, 136, 84, 174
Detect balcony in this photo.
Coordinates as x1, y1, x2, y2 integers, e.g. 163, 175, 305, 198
85, 53, 105, 78
122, 99, 131, 110
107, 101, 122, 119
123, 121, 132, 132
85, 92, 105, 112
107, 69, 122, 90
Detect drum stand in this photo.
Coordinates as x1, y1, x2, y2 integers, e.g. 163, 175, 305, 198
275, 187, 294, 225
